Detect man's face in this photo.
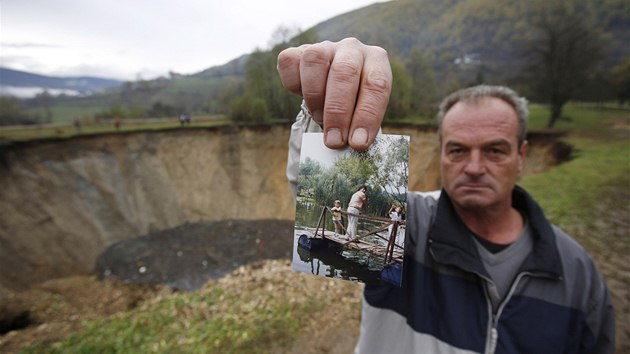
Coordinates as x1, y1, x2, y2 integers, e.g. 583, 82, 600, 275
440, 97, 528, 212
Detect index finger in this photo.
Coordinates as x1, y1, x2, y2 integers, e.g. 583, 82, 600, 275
320, 40, 365, 148
347, 45, 392, 150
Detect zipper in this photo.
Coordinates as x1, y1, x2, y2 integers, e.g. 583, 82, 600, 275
484, 271, 542, 354
487, 327, 498, 354
482, 279, 498, 354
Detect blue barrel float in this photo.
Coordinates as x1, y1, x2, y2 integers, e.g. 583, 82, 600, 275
298, 234, 327, 251
380, 263, 402, 285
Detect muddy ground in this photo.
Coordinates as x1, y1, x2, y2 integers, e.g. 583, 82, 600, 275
1, 214, 628, 353
94, 219, 295, 291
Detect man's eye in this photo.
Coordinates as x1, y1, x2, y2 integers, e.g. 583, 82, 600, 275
447, 149, 466, 159
485, 148, 507, 160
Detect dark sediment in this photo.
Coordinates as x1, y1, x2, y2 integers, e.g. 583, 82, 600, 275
94, 219, 294, 291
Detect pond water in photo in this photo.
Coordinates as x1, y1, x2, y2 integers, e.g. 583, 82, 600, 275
293, 202, 405, 285
292, 230, 390, 285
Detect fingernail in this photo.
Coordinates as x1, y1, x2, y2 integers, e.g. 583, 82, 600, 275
325, 128, 342, 147
351, 128, 368, 147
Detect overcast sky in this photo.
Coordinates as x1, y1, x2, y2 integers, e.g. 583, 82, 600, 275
1, 0, 383, 81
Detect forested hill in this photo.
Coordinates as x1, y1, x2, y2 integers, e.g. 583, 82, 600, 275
310, 0, 457, 56
310, 0, 629, 73
8, 0, 629, 126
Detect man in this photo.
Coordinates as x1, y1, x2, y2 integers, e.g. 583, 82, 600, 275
279, 38, 615, 353
347, 185, 367, 238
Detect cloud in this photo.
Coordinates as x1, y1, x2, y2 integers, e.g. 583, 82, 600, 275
1, 42, 62, 48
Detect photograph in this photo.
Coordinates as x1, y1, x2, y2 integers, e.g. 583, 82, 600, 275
293, 132, 410, 286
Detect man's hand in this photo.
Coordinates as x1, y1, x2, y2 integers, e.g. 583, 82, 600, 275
277, 38, 392, 151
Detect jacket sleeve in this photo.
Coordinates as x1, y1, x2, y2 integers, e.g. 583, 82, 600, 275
586, 266, 616, 354
286, 101, 323, 198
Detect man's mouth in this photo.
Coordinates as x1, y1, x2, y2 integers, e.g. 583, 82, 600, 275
457, 181, 490, 191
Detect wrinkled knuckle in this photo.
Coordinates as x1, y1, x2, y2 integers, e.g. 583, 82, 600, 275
302, 46, 331, 67
330, 60, 361, 82
364, 70, 392, 95
324, 99, 350, 117
277, 50, 297, 71
355, 104, 382, 123
303, 90, 325, 103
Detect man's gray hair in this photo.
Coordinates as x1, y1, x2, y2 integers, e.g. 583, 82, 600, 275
437, 85, 529, 147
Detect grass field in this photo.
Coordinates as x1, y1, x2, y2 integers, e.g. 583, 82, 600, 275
0, 115, 231, 142
23, 287, 316, 353
25, 105, 107, 124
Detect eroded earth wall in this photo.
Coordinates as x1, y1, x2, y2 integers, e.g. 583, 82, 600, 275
0, 126, 293, 293
0, 124, 558, 294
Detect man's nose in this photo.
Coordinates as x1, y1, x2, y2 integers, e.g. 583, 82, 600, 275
464, 151, 485, 176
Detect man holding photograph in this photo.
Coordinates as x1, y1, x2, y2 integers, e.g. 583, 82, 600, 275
279, 38, 615, 353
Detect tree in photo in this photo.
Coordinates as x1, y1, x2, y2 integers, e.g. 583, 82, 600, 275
370, 135, 410, 206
